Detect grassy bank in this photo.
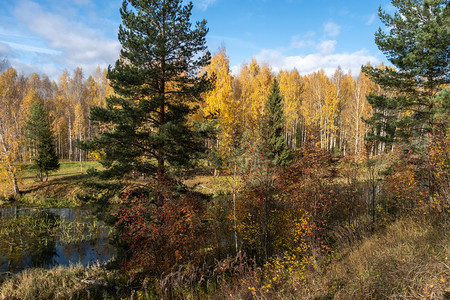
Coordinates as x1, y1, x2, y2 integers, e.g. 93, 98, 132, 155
3, 161, 228, 208
304, 216, 450, 299
1, 161, 104, 207
0, 264, 121, 300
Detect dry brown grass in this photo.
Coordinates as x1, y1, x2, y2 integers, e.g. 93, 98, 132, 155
0, 264, 119, 300
302, 216, 450, 299
184, 174, 236, 195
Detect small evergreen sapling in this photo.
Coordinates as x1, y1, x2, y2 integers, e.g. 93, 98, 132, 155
25, 98, 60, 181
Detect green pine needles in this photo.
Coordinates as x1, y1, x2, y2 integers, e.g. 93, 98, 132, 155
260, 79, 290, 167
363, 0, 449, 207
25, 98, 60, 181
87, 0, 212, 181
362, 0, 449, 149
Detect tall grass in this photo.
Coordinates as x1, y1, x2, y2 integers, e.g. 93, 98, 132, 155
0, 264, 118, 300
302, 216, 450, 299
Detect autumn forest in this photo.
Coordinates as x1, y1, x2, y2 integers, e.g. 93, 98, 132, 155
0, 55, 384, 195
0, 0, 448, 299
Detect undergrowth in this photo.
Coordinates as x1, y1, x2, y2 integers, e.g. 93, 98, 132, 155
142, 215, 449, 299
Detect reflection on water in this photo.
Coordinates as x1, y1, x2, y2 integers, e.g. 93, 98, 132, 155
0, 206, 114, 273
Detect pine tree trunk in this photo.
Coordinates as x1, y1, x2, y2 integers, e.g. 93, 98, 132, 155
157, 35, 166, 183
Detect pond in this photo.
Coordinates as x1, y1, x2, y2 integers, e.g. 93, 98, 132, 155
0, 206, 115, 273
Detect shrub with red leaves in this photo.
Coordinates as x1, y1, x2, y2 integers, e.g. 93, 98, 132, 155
114, 181, 210, 276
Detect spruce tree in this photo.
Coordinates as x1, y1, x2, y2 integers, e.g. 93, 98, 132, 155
25, 98, 60, 181
247, 78, 290, 260
260, 78, 290, 167
362, 0, 449, 148
87, 0, 212, 181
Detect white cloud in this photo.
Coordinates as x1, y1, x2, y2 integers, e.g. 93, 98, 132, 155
289, 35, 315, 50
385, 3, 396, 13
323, 21, 340, 37
12, 0, 120, 77
317, 40, 336, 55
230, 64, 240, 76
3, 41, 61, 55
0, 41, 14, 57
7, 57, 61, 79
195, 0, 217, 11
255, 40, 378, 77
366, 14, 376, 25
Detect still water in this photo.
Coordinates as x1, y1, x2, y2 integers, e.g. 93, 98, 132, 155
0, 206, 114, 273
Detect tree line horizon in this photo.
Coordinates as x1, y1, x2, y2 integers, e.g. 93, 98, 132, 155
0, 55, 388, 194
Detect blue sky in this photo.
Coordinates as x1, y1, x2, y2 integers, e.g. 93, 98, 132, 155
0, 0, 393, 80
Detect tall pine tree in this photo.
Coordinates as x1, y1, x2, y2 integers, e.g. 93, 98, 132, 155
362, 0, 449, 149
25, 98, 60, 181
87, 0, 212, 182
362, 0, 449, 206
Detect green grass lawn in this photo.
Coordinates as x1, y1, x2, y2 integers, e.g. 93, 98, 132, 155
22, 160, 104, 184
0, 161, 106, 207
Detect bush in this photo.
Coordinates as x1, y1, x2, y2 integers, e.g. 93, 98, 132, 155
114, 181, 211, 277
